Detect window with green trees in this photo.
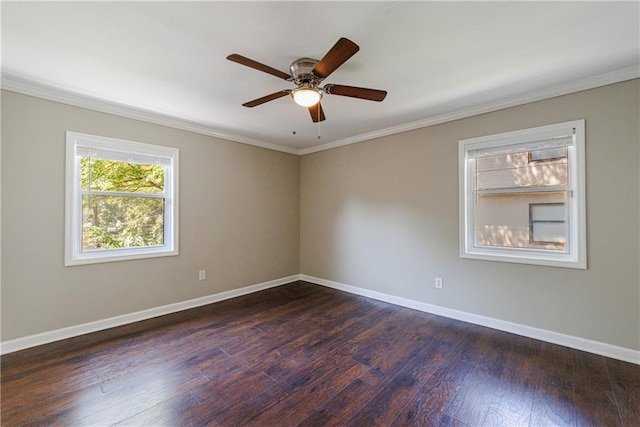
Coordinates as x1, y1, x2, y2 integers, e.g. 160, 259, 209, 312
66, 132, 179, 266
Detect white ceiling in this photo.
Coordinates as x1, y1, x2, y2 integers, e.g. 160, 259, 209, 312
2, 1, 639, 154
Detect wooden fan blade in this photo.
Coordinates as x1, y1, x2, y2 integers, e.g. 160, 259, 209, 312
324, 84, 387, 102
227, 54, 290, 80
312, 38, 359, 79
242, 90, 290, 107
308, 103, 326, 122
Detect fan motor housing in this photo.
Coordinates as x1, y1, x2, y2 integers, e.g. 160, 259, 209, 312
290, 57, 320, 84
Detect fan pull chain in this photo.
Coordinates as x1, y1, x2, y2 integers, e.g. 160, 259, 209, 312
317, 106, 321, 139
291, 100, 297, 136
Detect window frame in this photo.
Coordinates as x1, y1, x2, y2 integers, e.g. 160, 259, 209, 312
65, 131, 179, 266
458, 120, 586, 269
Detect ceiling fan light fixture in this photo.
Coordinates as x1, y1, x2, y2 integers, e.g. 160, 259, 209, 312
228, 38, 386, 124
291, 86, 322, 107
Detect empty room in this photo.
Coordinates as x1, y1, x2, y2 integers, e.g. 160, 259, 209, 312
1, 1, 639, 426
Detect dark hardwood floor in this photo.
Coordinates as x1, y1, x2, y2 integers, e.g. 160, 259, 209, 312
2, 281, 639, 426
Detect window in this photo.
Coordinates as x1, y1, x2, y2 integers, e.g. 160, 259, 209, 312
65, 131, 179, 265
459, 120, 586, 269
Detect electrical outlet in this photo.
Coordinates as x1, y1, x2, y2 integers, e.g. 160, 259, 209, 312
435, 277, 443, 289
199, 270, 206, 281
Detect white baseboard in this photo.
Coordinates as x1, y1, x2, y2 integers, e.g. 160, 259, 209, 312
0, 275, 299, 355
300, 274, 640, 365
3, 273, 638, 365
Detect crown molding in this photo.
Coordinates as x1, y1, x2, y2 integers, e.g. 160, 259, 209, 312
0, 74, 300, 155
3, 65, 638, 157
299, 65, 640, 155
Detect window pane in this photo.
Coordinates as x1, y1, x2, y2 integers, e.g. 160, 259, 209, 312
80, 157, 165, 193
532, 222, 565, 244
82, 195, 164, 251
475, 191, 566, 250
475, 149, 568, 190
531, 203, 564, 221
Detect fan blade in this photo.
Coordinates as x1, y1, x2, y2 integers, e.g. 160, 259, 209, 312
312, 38, 359, 79
242, 90, 290, 107
308, 103, 326, 122
227, 54, 290, 80
324, 84, 387, 102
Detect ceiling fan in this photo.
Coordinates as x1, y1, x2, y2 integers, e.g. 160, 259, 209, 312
227, 37, 387, 123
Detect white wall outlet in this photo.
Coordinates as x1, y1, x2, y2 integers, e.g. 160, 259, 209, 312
435, 277, 443, 289
199, 270, 206, 281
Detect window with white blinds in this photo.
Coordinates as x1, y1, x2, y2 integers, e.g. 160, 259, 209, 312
65, 131, 179, 266
458, 120, 586, 269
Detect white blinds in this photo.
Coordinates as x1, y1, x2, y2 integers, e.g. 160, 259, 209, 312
76, 145, 172, 166
468, 135, 574, 159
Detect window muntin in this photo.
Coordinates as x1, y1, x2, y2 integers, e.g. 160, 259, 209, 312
65, 132, 179, 265
459, 120, 586, 269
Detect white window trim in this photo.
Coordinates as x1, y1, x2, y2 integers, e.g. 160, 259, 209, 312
65, 131, 179, 266
458, 120, 586, 269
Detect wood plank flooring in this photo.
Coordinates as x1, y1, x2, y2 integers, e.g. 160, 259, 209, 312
2, 281, 639, 426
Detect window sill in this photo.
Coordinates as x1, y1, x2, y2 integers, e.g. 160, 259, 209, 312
461, 248, 586, 269
65, 247, 179, 266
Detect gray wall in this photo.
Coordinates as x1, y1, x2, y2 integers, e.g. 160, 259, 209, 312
1, 90, 300, 341
3, 80, 639, 352
301, 79, 640, 351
